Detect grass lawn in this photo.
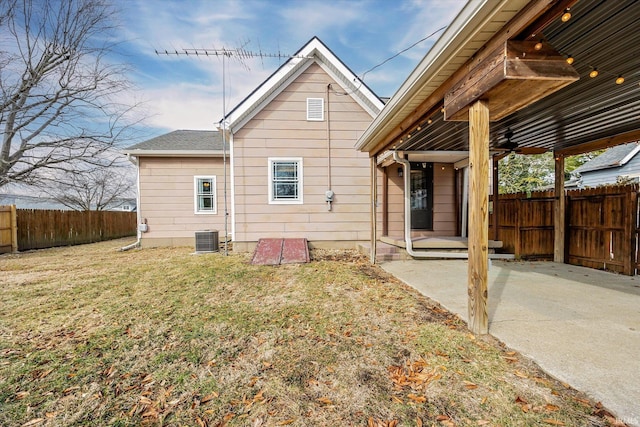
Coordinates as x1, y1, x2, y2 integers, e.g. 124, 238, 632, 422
0, 239, 619, 426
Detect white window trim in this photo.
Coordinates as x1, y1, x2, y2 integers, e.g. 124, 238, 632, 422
268, 158, 303, 205
306, 97, 324, 121
194, 175, 217, 214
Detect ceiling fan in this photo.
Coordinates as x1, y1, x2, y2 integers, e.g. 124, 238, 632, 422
494, 128, 547, 157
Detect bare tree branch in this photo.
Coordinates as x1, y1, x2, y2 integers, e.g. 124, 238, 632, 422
38, 152, 136, 211
0, 0, 141, 188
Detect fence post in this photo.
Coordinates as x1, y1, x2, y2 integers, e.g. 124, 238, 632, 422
624, 187, 637, 275
554, 155, 565, 263
514, 197, 521, 259
629, 186, 640, 276
11, 205, 18, 253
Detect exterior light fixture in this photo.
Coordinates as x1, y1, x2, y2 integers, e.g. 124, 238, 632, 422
397, 167, 403, 177
616, 75, 625, 85
561, 8, 571, 22
589, 69, 599, 78
534, 40, 543, 50
566, 55, 574, 65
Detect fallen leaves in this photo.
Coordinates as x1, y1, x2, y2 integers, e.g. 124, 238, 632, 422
436, 414, 455, 426
463, 381, 478, 390
407, 393, 427, 403
368, 417, 398, 427
542, 419, 565, 426
316, 396, 333, 405
15, 391, 30, 400
515, 395, 565, 418
388, 358, 443, 392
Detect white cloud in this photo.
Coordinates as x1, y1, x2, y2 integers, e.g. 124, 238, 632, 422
112, 0, 466, 140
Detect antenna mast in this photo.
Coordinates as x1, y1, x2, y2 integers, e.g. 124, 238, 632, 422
155, 44, 306, 255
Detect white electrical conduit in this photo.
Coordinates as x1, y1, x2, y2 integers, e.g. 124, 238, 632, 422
120, 154, 142, 251
392, 151, 512, 260
326, 84, 333, 211
393, 151, 469, 259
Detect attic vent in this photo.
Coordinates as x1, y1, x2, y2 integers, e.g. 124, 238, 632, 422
307, 98, 324, 121
195, 230, 219, 253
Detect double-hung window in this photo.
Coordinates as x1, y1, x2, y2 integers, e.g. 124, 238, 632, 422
269, 158, 303, 204
194, 176, 216, 214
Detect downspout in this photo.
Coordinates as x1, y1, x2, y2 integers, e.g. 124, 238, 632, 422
393, 151, 469, 259
120, 154, 142, 251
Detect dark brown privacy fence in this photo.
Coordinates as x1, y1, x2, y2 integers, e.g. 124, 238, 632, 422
13, 209, 136, 251
491, 190, 555, 259
566, 185, 637, 275
491, 184, 640, 275
0, 205, 18, 254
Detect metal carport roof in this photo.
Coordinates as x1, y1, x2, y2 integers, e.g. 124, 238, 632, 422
357, 0, 640, 156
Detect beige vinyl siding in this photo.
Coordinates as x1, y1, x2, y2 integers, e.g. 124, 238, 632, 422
386, 167, 405, 238
138, 157, 228, 247
385, 162, 457, 238
428, 163, 457, 236
233, 63, 373, 248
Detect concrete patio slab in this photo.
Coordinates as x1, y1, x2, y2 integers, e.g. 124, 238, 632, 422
380, 259, 640, 427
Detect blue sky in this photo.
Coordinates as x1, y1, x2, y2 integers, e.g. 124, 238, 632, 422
115, 0, 466, 139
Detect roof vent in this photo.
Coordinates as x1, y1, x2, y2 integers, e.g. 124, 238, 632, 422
195, 230, 219, 253
307, 98, 324, 121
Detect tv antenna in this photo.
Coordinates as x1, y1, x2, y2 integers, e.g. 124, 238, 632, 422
155, 42, 308, 255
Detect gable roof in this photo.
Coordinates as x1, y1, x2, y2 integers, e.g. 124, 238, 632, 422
224, 36, 384, 132
124, 130, 225, 157
574, 142, 640, 174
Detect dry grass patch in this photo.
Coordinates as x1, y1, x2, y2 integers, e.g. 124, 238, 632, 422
0, 240, 621, 426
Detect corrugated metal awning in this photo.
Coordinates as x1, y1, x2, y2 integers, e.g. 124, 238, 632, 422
367, 0, 640, 156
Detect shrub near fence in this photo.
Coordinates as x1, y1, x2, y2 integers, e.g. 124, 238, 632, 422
17, 209, 136, 251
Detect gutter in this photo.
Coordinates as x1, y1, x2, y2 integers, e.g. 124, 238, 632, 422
124, 149, 224, 158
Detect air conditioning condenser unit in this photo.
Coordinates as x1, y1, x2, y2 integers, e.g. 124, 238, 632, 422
195, 230, 219, 253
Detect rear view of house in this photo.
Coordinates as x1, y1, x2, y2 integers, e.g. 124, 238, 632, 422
125, 37, 384, 250
227, 37, 384, 251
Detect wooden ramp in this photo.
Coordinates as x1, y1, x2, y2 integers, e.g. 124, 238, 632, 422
251, 238, 309, 265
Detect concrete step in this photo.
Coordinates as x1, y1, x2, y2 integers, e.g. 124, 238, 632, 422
357, 242, 410, 262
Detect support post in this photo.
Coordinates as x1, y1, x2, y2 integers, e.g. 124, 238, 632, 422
468, 100, 490, 335
11, 204, 18, 253
492, 156, 500, 241
554, 153, 565, 263
370, 156, 377, 264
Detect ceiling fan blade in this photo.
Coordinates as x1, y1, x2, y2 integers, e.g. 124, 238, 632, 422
516, 147, 548, 155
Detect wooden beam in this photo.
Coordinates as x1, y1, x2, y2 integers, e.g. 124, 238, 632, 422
468, 100, 490, 335
370, 0, 560, 156
554, 154, 565, 263
556, 129, 640, 156
445, 40, 579, 122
